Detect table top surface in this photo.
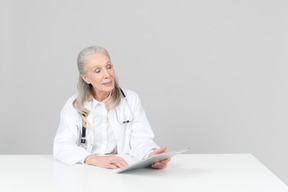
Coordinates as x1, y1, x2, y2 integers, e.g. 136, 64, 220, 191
0, 154, 287, 192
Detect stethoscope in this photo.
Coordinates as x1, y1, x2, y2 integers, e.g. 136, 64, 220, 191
79, 88, 134, 147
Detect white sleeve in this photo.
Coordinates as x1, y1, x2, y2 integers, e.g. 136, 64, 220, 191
127, 91, 160, 160
53, 101, 91, 165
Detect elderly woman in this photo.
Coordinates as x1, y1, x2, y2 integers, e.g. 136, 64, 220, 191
53, 46, 170, 169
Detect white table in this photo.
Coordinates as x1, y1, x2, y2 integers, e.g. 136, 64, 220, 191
0, 154, 287, 192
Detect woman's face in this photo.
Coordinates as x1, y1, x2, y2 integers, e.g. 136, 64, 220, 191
81, 52, 115, 99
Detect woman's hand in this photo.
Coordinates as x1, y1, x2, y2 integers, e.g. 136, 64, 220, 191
148, 146, 171, 169
84, 154, 128, 169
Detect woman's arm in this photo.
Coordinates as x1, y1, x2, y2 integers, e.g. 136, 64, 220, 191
126, 90, 160, 160
125, 90, 170, 169
53, 99, 91, 165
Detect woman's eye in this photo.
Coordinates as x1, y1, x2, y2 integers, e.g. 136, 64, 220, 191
107, 65, 112, 69
95, 69, 101, 73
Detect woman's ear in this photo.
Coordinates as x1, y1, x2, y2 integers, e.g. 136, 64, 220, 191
81, 74, 90, 84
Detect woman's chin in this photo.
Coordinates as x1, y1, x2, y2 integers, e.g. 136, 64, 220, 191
103, 84, 114, 92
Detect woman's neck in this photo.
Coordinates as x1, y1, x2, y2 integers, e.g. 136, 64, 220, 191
93, 91, 110, 102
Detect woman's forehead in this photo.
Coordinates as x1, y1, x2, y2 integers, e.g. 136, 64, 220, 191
86, 52, 111, 68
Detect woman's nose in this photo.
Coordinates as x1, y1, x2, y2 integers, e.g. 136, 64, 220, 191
103, 69, 109, 78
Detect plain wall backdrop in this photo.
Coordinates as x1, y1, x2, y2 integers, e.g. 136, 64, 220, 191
0, 0, 287, 184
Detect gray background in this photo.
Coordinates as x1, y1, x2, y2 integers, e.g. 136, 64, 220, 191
1, 0, 287, 184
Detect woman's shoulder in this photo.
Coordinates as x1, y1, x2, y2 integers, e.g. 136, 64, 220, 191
120, 88, 143, 106
64, 93, 78, 106
60, 93, 79, 116
121, 88, 139, 99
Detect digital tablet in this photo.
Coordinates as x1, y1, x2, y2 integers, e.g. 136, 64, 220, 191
116, 147, 191, 173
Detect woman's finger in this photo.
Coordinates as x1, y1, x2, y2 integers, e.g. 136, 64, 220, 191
107, 163, 119, 169
160, 158, 171, 164
152, 161, 162, 168
152, 162, 166, 169
108, 156, 128, 168
151, 157, 170, 169
118, 159, 129, 167
154, 146, 167, 155
116, 161, 127, 168
115, 157, 128, 167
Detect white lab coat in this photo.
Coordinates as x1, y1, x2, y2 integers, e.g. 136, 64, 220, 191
53, 89, 159, 165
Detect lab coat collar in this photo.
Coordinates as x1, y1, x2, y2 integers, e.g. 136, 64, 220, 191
92, 92, 112, 109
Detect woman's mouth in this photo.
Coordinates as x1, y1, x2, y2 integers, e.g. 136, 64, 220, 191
103, 80, 113, 86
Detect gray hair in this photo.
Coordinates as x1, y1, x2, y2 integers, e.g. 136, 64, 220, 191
73, 46, 121, 128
